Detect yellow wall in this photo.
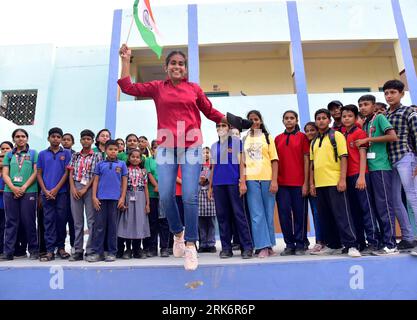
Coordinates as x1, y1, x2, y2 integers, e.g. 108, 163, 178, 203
200, 57, 294, 95
305, 57, 398, 93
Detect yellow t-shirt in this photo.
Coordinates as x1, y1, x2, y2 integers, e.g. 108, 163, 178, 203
244, 133, 278, 181
310, 130, 347, 187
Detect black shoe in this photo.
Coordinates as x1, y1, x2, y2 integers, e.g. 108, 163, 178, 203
14, 253, 27, 259
167, 248, 173, 255
197, 247, 207, 253
29, 252, 39, 260
116, 252, 123, 259
295, 248, 306, 256
207, 246, 217, 253
360, 244, 379, 256
280, 248, 295, 256
146, 250, 158, 258
397, 240, 415, 252
219, 250, 233, 258
0, 254, 13, 261
160, 248, 170, 257
241, 249, 253, 259
122, 250, 132, 259
133, 249, 146, 259
69, 252, 84, 261
232, 244, 241, 251
341, 247, 349, 254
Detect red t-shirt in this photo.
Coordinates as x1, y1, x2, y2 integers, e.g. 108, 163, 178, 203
275, 131, 310, 186
343, 126, 369, 177
118, 77, 224, 148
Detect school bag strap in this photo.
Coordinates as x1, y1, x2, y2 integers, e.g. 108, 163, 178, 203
311, 129, 338, 163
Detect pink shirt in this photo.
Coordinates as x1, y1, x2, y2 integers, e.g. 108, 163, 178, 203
118, 77, 224, 148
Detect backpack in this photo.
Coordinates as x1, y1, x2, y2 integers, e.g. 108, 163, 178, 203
311, 129, 338, 162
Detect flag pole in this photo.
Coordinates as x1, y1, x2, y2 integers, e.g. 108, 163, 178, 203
125, 15, 134, 45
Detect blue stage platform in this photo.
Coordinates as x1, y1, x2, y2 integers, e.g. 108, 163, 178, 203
1, 250, 417, 300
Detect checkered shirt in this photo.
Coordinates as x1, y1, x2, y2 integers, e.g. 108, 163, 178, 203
386, 105, 417, 164
68, 150, 102, 183
127, 167, 148, 191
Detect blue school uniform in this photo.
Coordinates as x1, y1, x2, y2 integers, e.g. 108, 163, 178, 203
211, 136, 253, 252
37, 147, 72, 254
92, 159, 128, 256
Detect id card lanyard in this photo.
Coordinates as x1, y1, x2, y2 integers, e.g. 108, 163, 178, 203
14, 152, 27, 183
129, 166, 141, 201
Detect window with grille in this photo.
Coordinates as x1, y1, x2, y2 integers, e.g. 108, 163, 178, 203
0, 90, 37, 125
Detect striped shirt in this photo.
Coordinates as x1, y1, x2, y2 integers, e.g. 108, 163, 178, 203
67, 150, 102, 183
386, 104, 417, 164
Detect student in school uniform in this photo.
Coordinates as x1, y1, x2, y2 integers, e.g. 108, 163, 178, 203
241, 110, 278, 258
117, 149, 150, 259
0, 141, 28, 258
209, 122, 253, 259
138, 136, 151, 159
0, 152, 5, 255
382, 80, 417, 254
62, 132, 76, 254
198, 147, 217, 253
87, 140, 128, 262
357, 95, 400, 255
328, 100, 344, 132
341, 105, 380, 255
375, 102, 388, 116
275, 111, 310, 256
309, 109, 361, 258
93, 129, 111, 160
0, 129, 39, 261
67, 129, 103, 261
144, 140, 170, 257
303, 122, 325, 253
37, 127, 72, 261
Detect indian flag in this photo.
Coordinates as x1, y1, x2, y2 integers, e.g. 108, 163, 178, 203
133, 0, 163, 59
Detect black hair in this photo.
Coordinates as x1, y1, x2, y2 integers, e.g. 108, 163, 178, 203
358, 94, 376, 104
203, 146, 210, 151
12, 128, 29, 139
95, 129, 111, 148
151, 140, 158, 148
126, 149, 144, 168
138, 136, 148, 141
165, 51, 187, 68
138, 136, 150, 157
48, 127, 64, 137
327, 100, 343, 111
341, 104, 359, 118
63, 133, 75, 143
125, 133, 139, 142
0, 141, 14, 149
80, 129, 95, 139
314, 108, 331, 120
115, 138, 125, 145
104, 139, 118, 150
247, 110, 270, 144
382, 79, 405, 93
375, 102, 387, 110
282, 110, 301, 132
304, 121, 318, 131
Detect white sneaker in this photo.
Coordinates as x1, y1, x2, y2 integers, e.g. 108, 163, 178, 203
184, 246, 198, 271
71, 247, 76, 255
410, 249, 417, 257
348, 247, 361, 258
173, 232, 186, 258
373, 247, 399, 256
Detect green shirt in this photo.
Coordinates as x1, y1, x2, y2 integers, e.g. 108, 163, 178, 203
363, 114, 393, 171
145, 156, 158, 198
117, 152, 128, 162
3, 149, 38, 193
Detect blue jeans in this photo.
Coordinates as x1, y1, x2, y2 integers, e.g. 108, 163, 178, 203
392, 153, 417, 241
156, 147, 202, 242
246, 180, 276, 250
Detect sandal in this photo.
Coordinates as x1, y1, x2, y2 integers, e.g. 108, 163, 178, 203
39, 252, 55, 262
57, 249, 70, 259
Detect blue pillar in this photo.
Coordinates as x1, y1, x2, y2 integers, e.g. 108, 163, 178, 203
391, 0, 417, 104
105, 9, 122, 136
187, 4, 200, 84
287, 1, 310, 128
